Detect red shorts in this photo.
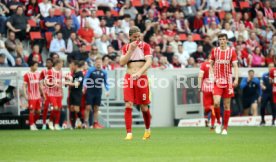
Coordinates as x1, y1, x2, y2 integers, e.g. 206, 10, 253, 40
28, 99, 41, 110
123, 74, 150, 105
273, 93, 276, 103
48, 96, 62, 108
213, 83, 234, 98
203, 91, 214, 109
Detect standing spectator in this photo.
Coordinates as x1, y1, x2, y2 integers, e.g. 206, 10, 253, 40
44, 9, 63, 32
6, 6, 30, 41
119, 1, 138, 20
95, 34, 110, 55
39, 0, 52, 19
240, 70, 261, 116
61, 17, 76, 42
183, 34, 197, 55
77, 20, 94, 45
260, 63, 275, 126
190, 45, 207, 64
251, 46, 265, 67
49, 32, 67, 63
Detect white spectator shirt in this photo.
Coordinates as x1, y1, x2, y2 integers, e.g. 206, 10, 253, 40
183, 41, 197, 55
39, 3, 52, 18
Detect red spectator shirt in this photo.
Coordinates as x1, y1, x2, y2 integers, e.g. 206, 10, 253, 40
200, 61, 213, 93
210, 47, 237, 85
24, 71, 41, 100
121, 42, 152, 61
164, 29, 176, 37
265, 56, 274, 65
46, 68, 63, 97
77, 28, 94, 43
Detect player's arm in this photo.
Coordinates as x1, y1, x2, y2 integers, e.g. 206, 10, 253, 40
23, 82, 28, 100
83, 67, 95, 88
239, 77, 247, 89
198, 69, 204, 91
233, 62, 239, 87
119, 42, 137, 66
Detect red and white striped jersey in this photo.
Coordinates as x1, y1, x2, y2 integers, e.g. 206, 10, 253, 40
46, 68, 63, 97
24, 71, 41, 100
200, 61, 213, 93
40, 69, 51, 95
269, 68, 276, 93
210, 47, 237, 85
122, 42, 152, 61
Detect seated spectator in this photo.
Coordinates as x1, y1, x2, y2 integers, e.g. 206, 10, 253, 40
39, 0, 52, 19
175, 44, 189, 66
62, 8, 80, 31
186, 57, 198, 68
192, 12, 204, 34
76, 43, 89, 61
5, 31, 21, 58
162, 45, 174, 64
27, 44, 43, 66
87, 10, 100, 35
196, 0, 209, 11
240, 70, 261, 116
254, 11, 269, 30
44, 8, 63, 32
77, 9, 89, 28
169, 35, 182, 53
152, 57, 160, 68
205, 21, 220, 44
182, 0, 197, 19
235, 24, 249, 41
98, 19, 115, 39
114, 20, 125, 35
119, 1, 138, 20
121, 14, 131, 35
222, 0, 234, 12
246, 32, 260, 53
78, 0, 95, 11
143, 20, 155, 43
0, 53, 8, 67
251, 2, 263, 19
50, 52, 60, 62
159, 56, 173, 70
107, 45, 117, 61
236, 44, 252, 67
49, 32, 66, 62
152, 45, 162, 59
183, 34, 197, 55
25, 0, 40, 21
0, 2, 9, 35
110, 55, 121, 70
15, 56, 27, 67
0, 48, 15, 66
8, 0, 23, 15
105, 10, 116, 28
209, 0, 223, 12
95, 34, 110, 55
6, 6, 30, 41
159, 12, 170, 30
251, 46, 265, 67
95, 0, 117, 10
172, 55, 185, 68
265, 49, 275, 66
203, 9, 220, 28
111, 32, 126, 51
264, 0, 274, 24
173, 11, 190, 33
66, 32, 81, 63
86, 46, 98, 67
190, 45, 207, 64
232, 12, 243, 32
221, 22, 235, 42
164, 24, 177, 38
64, 0, 79, 11
202, 35, 213, 56
102, 55, 111, 70
61, 17, 76, 42
243, 12, 255, 31
270, 35, 276, 54
261, 26, 275, 44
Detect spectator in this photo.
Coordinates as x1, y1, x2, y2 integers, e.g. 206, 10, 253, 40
135, 14, 145, 32
251, 2, 263, 19
111, 32, 126, 51
105, 10, 115, 28
192, 12, 204, 34
240, 70, 261, 116
159, 56, 173, 70
50, 52, 60, 62
270, 35, 276, 54
110, 55, 121, 70
0, 2, 9, 35
162, 45, 174, 64
164, 24, 177, 38
27, 44, 43, 66
169, 35, 182, 53
61, 17, 76, 42
182, 0, 197, 19
190, 45, 207, 64
77, 20, 94, 45
5, 31, 21, 58
77, 9, 89, 28
251, 46, 265, 67
95, 34, 110, 55
208, 0, 223, 12
7, 0, 23, 16
261, 26, 275, 44
203, 9, 220, 28
202, 35, 213, 56
152, 57, 160, 68
143, 20, 155, 43
222, 0, 234, 12
66, 32, 81, 63
172, 55, 185, 68
53, 23, 62, 37
0, 53, 8, 67
6, 6, 30, 41
44, 8, 63, 32
62, 8, 80, 31
159, 12, 170, 30
107, 45, 117, 61
64, 0, 79, 11
175, 44, 190, 66
265, 48, 275, 66
264, 0, 274, 24
114, 20, 125, 35
49, 32, 66, 62
243, 12, 255, 30
87, 10, 100, 35
236, 44, 252, 67
119, 1, 138, 20
174, 11, 190, 33
39, 0, 52, 19
246, 32, 260, 53
196, 0, 209, 11
183, 34, 197, 55
205, 21, 220, 44
254, 11, 269, 30
152, 45, 162, 59
77, 43, 89, 61
121, 14, 131, 34
86, 46, 98, 67
15, 56, 27, 67
98, 19, 115, 39
25, 0, 40, 21
221, 22, 235, 42
186, 57, 198, 68
78, 0, 95, 10
95, 0, 117, 9
235, 24, 249, 41
102, 55, 111, 70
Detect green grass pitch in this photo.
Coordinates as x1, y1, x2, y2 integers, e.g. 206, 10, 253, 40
0, 127, 275, 162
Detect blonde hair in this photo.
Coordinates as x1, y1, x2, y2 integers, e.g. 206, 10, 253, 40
129, 26, 141, 36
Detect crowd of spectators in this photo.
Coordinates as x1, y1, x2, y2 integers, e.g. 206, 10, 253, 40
0, 0, 275, 69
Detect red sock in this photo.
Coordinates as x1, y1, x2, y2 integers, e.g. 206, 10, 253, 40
55, 110, 61, 125
34, 113, 40, 123
29, 111, 34, 125
214, 107, 221, 124
50, 111, 54, 122
142, 109, 151, 129
224, 110, 231, 130
211, 108, 215, 127
124, 108, 132, 133
42, 100, 49, 124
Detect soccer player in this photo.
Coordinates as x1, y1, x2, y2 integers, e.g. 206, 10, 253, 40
84, 56, 109, 129
45, 59, 63, 130
198, 56, 217, 131
119, 26, 152, 140
40, 58, 53, 130
81, 62, 88, 128
260, 63, 274, 126
23, 61, 43, 130
209, 33, 239, 135
65, 60, 84, 129
268, 64, 276, 125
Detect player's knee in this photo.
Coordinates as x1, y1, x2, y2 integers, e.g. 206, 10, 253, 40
141, 105, 149, 112
125, 102, 133, 108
